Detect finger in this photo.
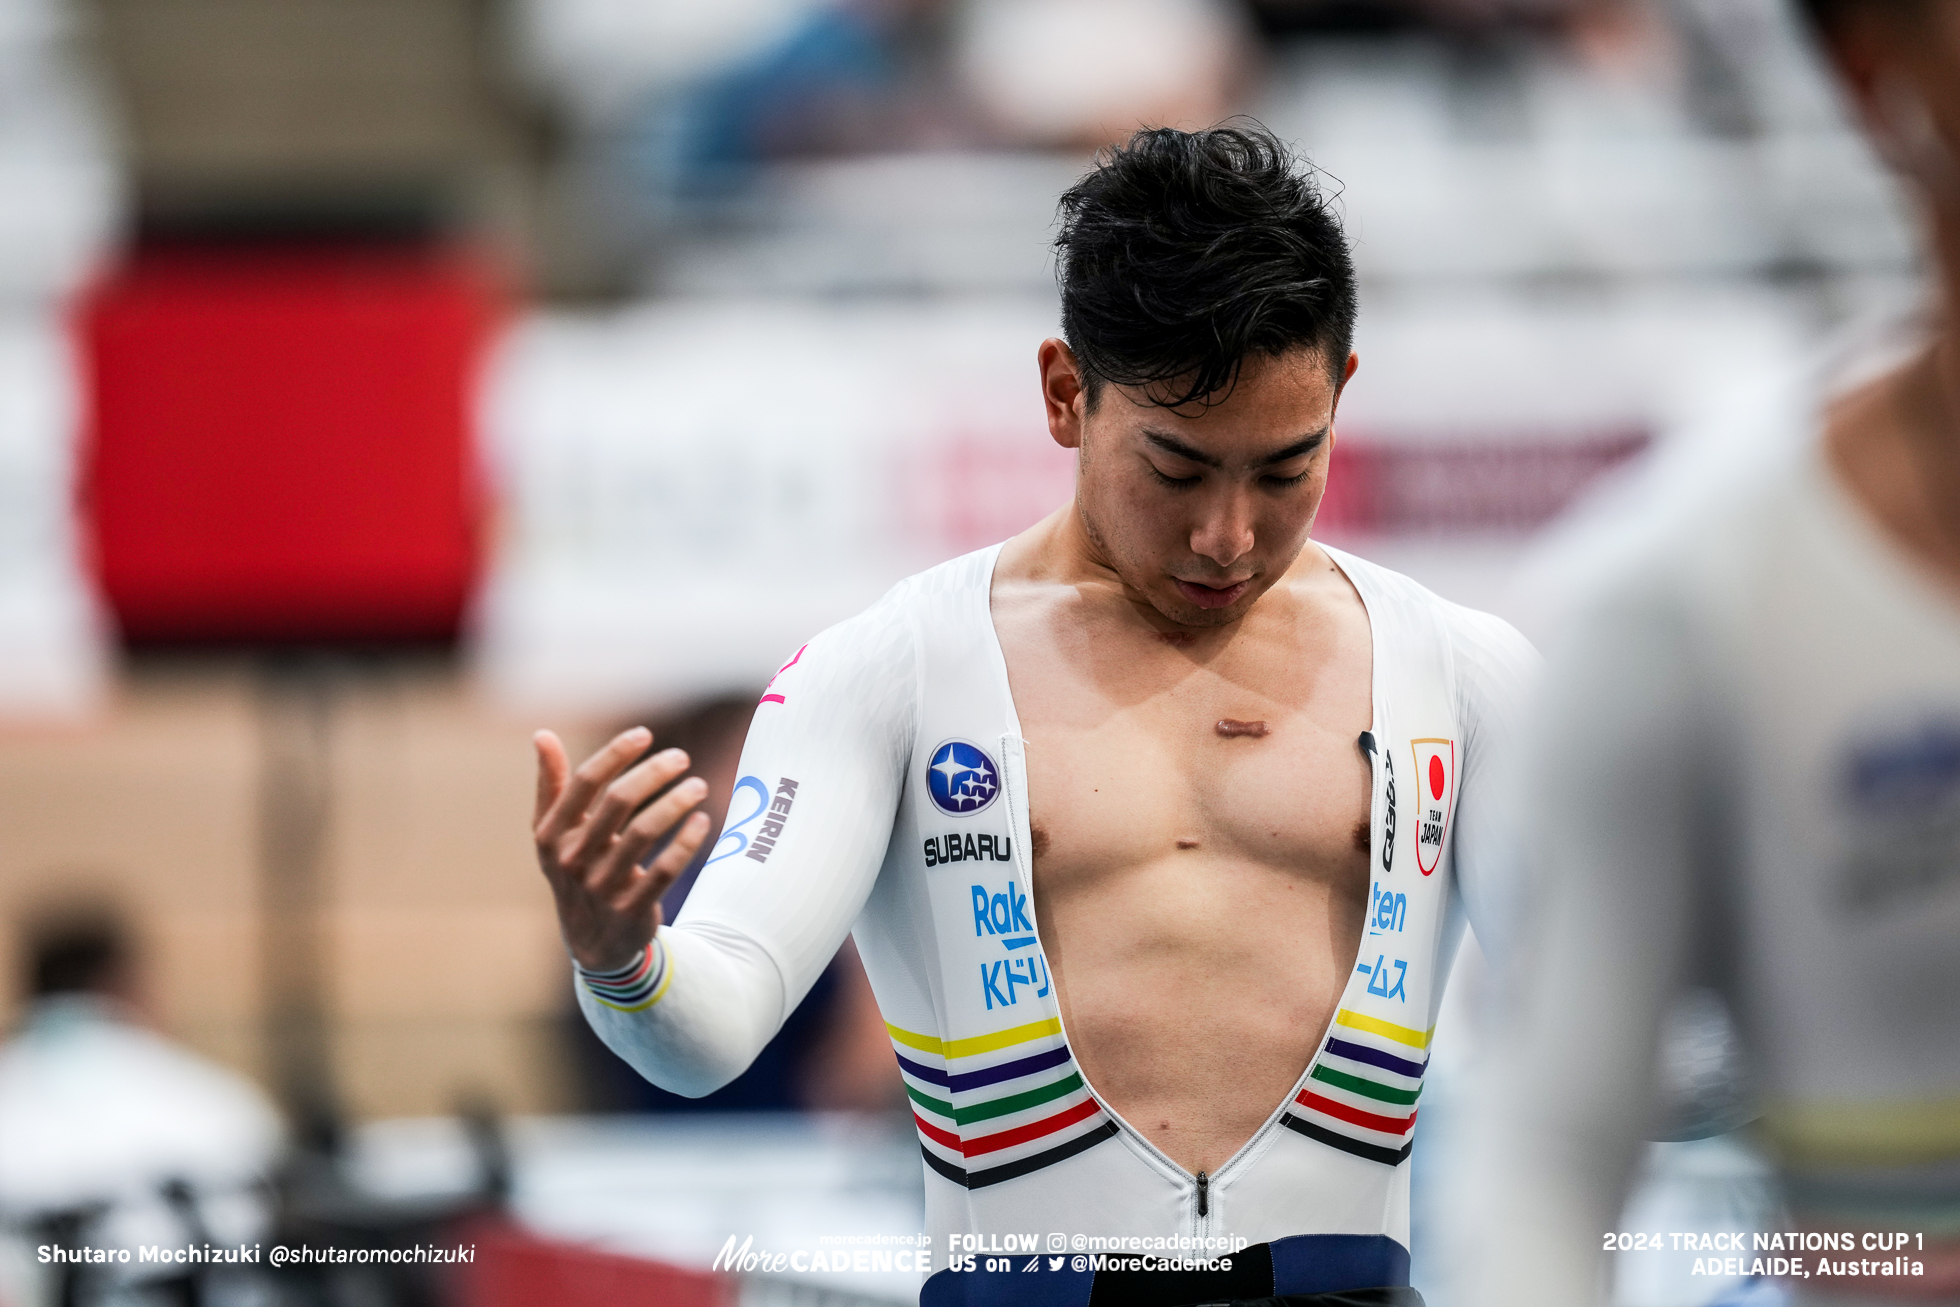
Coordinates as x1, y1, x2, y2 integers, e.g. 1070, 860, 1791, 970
539, 727, 650, 841
591, 775, 709, 890
621, 810, 713, 914
533, 730, 570, 829
571, 748, 695, 867
602, 777, 709, 880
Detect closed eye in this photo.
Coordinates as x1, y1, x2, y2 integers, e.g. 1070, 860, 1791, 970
1260, 437, 1325, 489
1146, 463, 1202, 489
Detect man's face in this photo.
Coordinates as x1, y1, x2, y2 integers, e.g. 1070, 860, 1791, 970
1041, 341, 1357, 627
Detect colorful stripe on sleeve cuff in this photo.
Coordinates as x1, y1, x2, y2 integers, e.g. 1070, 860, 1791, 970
577, 940, 671, 1012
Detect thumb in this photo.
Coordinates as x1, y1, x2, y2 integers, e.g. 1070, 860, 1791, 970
533, 729, 570, 828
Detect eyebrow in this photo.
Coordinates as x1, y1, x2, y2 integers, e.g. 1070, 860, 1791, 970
1142, 427, 1329, 470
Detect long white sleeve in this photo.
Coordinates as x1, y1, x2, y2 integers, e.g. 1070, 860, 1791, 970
575, 597, 916, 1097
1444, 601, 1542, 960
1463, 578, 1717, 1306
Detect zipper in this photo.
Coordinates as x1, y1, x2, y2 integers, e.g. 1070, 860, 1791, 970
1361, 729, 1394, 877
1196, 1171, 1208, 1218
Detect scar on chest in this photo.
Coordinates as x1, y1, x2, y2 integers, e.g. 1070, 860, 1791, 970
1215, 719, 1269, 738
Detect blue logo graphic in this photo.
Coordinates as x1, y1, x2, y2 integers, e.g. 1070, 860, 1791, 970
926, 740, 1000, 816
1845, 720, 1960, 811
704, 775, 770, 865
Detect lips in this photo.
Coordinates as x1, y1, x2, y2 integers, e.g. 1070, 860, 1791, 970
1173, 578, 1250, 609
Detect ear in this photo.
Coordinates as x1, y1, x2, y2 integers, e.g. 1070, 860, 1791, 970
1330, 350, 1360, 422
1038, 338, 1087, 451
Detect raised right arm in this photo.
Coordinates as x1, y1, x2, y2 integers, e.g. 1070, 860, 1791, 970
562, 606, 916, 1098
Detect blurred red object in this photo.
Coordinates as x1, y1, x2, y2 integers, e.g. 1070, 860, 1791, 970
453, 1219, 735, 1307
79, 243, 501, 644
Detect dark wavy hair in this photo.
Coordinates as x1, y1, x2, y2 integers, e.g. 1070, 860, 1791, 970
1055, 122, 1357, 411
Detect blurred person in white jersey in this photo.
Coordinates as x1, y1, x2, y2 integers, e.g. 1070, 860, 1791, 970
531, 124, 1535, 1307
0, 906, 282, 1300
1464, 3, 1960, 1304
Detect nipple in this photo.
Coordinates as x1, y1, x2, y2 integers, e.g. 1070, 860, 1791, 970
1215, 719, 1269, 738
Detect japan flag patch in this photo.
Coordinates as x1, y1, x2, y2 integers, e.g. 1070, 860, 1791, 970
1409, 738, 1456, 876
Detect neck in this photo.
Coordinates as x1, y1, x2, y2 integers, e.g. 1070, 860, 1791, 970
1062, 501, 1188, 631
1850, 216, 1960, 579
1047, 499, 1265, 636
1055, 498, 1121, 589
1934, 226, 1960, 436
1913, 194, 1960, 454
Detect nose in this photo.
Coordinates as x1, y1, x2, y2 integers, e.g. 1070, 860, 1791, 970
1188, 488, 1256, 570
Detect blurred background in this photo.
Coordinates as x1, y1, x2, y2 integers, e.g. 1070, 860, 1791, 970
0, 0, 1922, 1303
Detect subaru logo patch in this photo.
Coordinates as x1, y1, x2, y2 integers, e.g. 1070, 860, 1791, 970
926, 740, 1001, 816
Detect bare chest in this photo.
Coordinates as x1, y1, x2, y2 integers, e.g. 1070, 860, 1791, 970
1018, 672, 1372, 889
983, 567, 1378, 1172
994, 594, 1375, 900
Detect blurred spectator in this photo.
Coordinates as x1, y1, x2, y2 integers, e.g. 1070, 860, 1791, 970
1247, 0, 1625, 39
638, 0, 978, 198
620, 0, 1257, 183
1460, 0, 1960, 1300
0, 903, 282, 1293
563, 697, 901, 1115
955, 0, 1249, 148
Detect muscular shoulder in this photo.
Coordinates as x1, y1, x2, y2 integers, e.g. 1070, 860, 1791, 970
1323, 544, 1539, 714
1440, 597, 1539, 716
757, 546, 997, 721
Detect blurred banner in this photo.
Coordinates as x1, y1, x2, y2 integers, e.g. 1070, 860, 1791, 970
81, 243, 501, 645
0, 0, 117, 722
471, 286, 1806, 716
0, 317, 105, 719
472, 300, 1069, 715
